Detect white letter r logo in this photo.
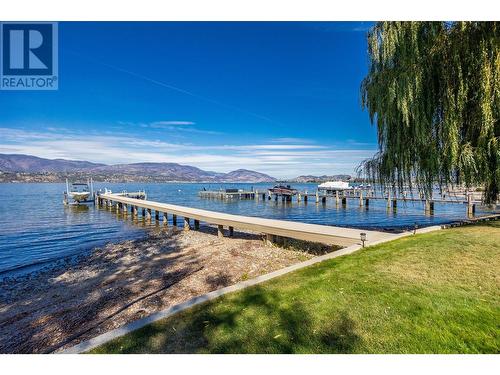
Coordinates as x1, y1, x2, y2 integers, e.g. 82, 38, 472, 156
9, 29, 47, 69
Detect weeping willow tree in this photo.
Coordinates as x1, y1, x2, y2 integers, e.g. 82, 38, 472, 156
359, 22, 499, 203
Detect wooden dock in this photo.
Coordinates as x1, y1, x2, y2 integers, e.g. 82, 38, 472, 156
97, 192, 397, 247
249, 188, 487, 217
198, 190, 255, 200
196, 186, 494, 217
111, 190, 147, 200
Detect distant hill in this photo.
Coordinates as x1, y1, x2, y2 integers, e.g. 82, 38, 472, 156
92, 162, 220, 181
217, 169, 276, 183
0, 153, 104, 172
0, 154, 276, 183
290, 174, 352, 183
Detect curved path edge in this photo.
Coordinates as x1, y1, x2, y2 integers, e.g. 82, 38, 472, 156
61, 225, 444, 354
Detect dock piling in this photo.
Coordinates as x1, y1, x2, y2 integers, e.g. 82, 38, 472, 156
467, 193, 476, 217
274, 236, 284, 246
265, 233, 273, 246
200, 190, 256, 200
217, 225, 224, 238
184, 217, 190, 231
424, 200, 434, 214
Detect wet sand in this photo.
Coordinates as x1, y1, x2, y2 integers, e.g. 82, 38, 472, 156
0, 226, 317, 353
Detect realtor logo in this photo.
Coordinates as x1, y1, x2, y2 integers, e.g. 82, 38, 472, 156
0, 22, 58, 90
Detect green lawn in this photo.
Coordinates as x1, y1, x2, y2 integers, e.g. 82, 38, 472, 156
91, 221, 500, 354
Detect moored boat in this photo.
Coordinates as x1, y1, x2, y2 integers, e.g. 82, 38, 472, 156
63, 178, 95, 205
268, 184, 298, 196
317, 180, 350, 194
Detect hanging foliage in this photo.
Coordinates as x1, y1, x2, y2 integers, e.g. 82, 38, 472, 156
359, 22, 499, 203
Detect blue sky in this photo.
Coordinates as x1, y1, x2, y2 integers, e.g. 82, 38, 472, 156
0, 21, 377, 178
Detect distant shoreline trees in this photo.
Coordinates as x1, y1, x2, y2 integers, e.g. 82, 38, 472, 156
359, 22, 499, 203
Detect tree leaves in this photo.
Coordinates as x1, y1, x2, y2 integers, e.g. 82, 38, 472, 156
359, 22, 500, 203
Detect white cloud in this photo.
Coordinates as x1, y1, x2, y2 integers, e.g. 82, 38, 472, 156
149, 121, 196, 127
0, 127, 376, 178
123, 120, 222, 135
270, 137, 316, 144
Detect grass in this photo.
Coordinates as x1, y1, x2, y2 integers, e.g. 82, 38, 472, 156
90, 222, 500, 353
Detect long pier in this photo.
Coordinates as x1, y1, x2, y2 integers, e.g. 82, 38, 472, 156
198, 190, 255, 200
215, 188, 485, 216
97, 192, 397, 247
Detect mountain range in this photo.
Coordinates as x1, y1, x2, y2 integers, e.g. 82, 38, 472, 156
0, 154, 276, 183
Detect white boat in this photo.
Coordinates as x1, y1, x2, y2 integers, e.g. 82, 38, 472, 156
317, 180, 350, 194
63, 178, 94, 205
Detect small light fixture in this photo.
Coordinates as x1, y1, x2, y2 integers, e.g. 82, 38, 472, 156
360, 232, 367, 247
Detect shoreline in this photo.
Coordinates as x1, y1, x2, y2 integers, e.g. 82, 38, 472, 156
0, 231, 149, 281
0, 223, 394, 282
0, 226, 319, 354
1, 215, 495, 280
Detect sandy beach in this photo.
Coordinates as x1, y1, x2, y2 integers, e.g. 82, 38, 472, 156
0, 226, 323, 354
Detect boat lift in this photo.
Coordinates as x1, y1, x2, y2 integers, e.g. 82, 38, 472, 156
63, 178, 95, 205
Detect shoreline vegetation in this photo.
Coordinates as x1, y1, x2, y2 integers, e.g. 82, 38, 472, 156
0, 172, 276, 184
0, 226, 328, 354
0, 172, 360, 184
90, 221, 500, 354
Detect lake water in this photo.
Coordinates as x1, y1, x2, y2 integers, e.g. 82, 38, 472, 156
0, 182, 496, 277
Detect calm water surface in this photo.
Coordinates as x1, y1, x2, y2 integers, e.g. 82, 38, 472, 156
0, 182, 496, 277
